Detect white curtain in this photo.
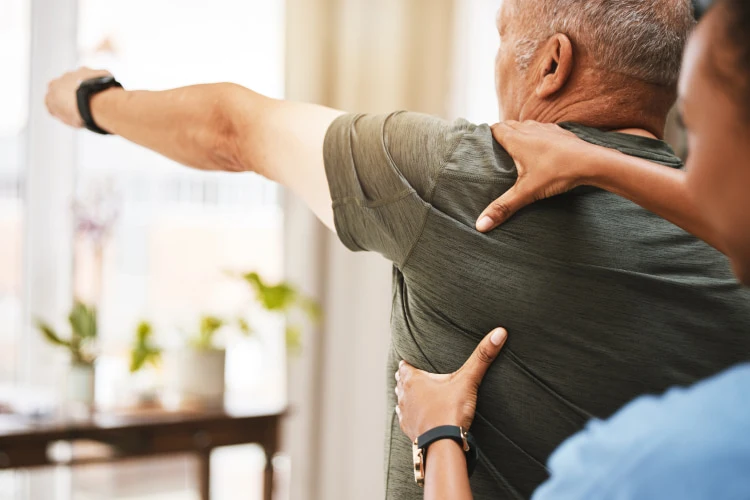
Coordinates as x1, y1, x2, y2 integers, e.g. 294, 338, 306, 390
282, 1, 456, 499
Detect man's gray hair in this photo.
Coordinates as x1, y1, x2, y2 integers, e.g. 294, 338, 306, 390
514, 0, 696, 87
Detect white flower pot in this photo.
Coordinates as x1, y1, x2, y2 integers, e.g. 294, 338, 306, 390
67, 363, 96, 407
171, 349, 226, 408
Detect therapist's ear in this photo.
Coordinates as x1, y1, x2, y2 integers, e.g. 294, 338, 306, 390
535, 34, 574, 99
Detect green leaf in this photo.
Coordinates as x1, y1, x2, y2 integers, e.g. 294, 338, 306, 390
136, 321, 152, 343
130, 346, 161, 373
130, 320, 162, 373
200, 316, 224, 336
237, 317, 254, 336
200, 316, 224, 342
130, 348, 148, 373
189, 315, 225, 350
238, 272, 322, 356
68, 301, 97, 340
285, 325, 302, 356
243, 272, 298, 312
36, 320, 72, 348
299, 297, 323, 324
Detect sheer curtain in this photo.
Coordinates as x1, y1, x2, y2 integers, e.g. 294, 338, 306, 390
282, 1, 456, 499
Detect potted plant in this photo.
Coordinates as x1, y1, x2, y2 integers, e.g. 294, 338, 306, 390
128, 321, 163, 406
168, 273, 320, 408
172, 315, 237, 407
239, 272, 321, 354
36, 301, 98, 408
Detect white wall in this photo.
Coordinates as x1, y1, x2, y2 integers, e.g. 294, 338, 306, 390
317, 241, 392, 499
282, 1, 456, 499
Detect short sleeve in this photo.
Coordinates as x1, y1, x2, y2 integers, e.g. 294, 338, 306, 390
323, 111, 473, 266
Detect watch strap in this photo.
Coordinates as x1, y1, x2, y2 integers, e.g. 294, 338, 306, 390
417, 425, 479, 478
76, 76, 123, 135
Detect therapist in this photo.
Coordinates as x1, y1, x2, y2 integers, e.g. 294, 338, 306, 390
394, 0, 750, 498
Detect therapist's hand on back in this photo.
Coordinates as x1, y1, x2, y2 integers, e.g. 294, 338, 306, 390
476, 121, 609, 232
395, 328, 508, 442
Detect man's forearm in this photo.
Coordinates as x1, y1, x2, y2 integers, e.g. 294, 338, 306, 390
91, 83, 253, 173
74, 75, 343, 229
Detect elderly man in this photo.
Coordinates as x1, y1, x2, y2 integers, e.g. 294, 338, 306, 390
46, 0, 750, 498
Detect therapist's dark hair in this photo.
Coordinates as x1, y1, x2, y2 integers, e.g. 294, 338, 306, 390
692, 0, 713, 20
712, 0, 750, 118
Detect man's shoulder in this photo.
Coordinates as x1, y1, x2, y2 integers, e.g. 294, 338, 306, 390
329, 111, 511, 174
321, 111, 511, 265
376, 112, 518, 182
403, 113, 520, 179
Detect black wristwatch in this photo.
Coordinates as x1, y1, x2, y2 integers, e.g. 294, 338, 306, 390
76, 76, 123, 135
412, 425, 479, 488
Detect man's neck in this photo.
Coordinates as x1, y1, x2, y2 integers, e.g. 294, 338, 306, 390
521, 72, 674, 140
524, 96, 667, 139
615, 128, 658, 140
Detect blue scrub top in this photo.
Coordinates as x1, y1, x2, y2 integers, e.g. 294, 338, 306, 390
533, 363, 750, 500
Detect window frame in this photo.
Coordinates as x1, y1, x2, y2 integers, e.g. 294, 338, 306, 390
21, 0, 78, 387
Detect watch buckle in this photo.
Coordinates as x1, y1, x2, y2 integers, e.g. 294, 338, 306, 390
460, 426, 470, 452
412, 439, 425, 488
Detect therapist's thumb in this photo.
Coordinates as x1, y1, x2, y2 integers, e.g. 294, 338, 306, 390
460, 328, 508, 383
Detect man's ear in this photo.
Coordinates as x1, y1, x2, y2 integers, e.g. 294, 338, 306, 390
535, 34, 574, 99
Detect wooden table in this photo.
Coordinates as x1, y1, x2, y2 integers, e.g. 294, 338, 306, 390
0, 403, 285, 500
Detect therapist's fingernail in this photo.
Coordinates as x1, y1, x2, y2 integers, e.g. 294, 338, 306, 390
490, 328, 507, 346
477, 216, 495, 232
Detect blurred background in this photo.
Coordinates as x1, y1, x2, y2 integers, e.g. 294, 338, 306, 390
0, 0, 695, 499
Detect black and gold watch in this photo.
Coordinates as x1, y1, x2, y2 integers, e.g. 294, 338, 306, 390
412, 425, 479, 488
76, 75, 123, 135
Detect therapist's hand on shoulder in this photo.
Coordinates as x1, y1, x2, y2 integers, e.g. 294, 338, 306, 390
476, 121, 607, 232
395, 328, 508, 442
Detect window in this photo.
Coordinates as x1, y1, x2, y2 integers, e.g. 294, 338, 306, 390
76, 0, 287, 409
2, 0, 289, 495
4, 1, 288, 498
0, 0, 30, 384
451, 0, 502, 124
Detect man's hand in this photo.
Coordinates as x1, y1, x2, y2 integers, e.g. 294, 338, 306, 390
395, 328, 508, 442
476, 121, 606, 232
45, 67, 113, 128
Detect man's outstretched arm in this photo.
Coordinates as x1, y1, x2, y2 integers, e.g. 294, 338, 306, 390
45, 68, 345, 230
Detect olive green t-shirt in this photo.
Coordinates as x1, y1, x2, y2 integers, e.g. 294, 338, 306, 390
323, 112, 750, 500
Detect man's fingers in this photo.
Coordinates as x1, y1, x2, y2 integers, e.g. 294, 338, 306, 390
461, 328, 508, 383
476, 185, 534, 232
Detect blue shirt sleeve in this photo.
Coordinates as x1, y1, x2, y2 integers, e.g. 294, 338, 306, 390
532, 363, 750, 500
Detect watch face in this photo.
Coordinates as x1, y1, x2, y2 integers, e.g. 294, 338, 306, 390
84, 76, 114, 88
